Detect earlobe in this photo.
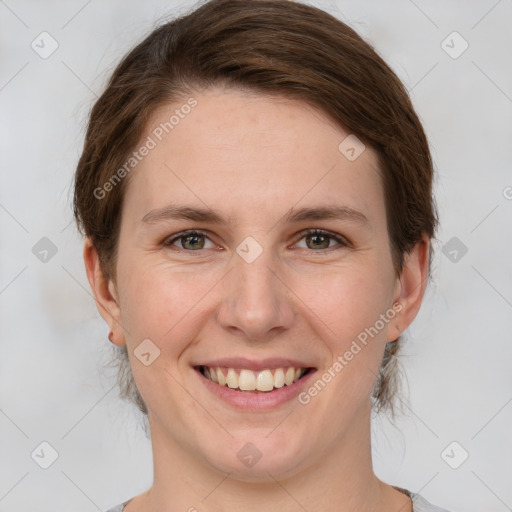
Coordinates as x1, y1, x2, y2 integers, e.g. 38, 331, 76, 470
83, 237, 125, 346
386, 235, 430, 342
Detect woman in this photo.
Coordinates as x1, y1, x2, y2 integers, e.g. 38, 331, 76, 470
73, 0, 449, 510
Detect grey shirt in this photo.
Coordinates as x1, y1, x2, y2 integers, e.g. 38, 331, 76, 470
105, 487, 452, 511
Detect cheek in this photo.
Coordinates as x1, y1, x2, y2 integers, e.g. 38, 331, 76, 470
117, 265, 204, 407
118, 252, 394, 349
291, 262, 394, 410
291, 262, 394, 344
117, 259, 216, 354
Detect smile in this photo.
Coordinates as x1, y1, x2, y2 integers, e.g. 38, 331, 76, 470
198, 365, 312, 392
192, 357, 318, 409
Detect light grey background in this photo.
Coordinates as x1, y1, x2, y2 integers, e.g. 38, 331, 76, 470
1, 1, 511, 511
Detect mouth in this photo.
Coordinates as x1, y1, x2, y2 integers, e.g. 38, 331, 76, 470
194, 365, 315, 393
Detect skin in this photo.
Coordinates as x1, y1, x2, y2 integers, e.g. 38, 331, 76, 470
84, 86, 429, 512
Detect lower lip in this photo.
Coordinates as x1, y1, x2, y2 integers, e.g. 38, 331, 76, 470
194, 368, 317, 410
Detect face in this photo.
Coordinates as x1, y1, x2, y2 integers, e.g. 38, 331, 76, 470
90, 86, 423, 481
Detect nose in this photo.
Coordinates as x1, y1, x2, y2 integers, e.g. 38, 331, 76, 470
216, 246, 295, 342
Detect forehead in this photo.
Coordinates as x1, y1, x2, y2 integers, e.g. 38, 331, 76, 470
122, 87, 385, 226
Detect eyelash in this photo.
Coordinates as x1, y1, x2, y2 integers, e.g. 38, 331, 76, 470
163, 228, 350, 254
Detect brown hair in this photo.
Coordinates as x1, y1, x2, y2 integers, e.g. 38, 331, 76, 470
73, 0, 437, 418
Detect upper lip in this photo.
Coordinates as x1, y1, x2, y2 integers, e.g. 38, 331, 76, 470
193, 357, 315, 372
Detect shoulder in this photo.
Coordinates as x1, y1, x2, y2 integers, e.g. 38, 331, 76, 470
105, 493, 453, 512
394, 485, 452, 512
104, 502, 130, 512
411, 492, 453, 512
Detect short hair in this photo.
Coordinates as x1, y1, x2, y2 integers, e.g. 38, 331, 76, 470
73, 0, 438, 418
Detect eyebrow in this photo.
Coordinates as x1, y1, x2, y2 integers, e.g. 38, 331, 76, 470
140, 204, 370, 228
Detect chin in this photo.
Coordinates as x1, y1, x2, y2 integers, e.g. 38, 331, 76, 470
199, 434, 309, 482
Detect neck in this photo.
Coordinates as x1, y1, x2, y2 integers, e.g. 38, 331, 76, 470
133, 402, 410, 512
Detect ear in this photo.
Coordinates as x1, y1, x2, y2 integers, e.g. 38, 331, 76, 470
83, 237, 126, 346
387, 234, 430, 342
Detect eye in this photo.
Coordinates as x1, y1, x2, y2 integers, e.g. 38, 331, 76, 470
294, 228, 350, 251
163, 228, 350, 253
163, 230, 216, 251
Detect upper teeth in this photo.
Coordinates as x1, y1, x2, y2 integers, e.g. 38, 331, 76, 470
202, 366, 307, 391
